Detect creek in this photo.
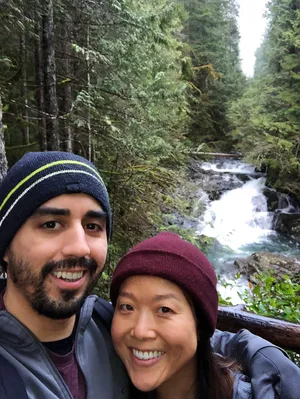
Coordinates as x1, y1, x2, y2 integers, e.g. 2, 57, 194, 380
193, 159, 300, 302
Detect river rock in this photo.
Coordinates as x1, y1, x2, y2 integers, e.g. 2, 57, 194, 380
189, 161, 244, 201
263, 188, 282, 212
235, 251, 300, 283
273, 213, 300, 243
264, 188, 300, 213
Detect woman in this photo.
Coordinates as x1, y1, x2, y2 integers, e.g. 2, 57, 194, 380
110, 231, 252, 399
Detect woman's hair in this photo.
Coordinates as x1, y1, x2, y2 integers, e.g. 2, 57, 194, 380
196, 339, 235, 399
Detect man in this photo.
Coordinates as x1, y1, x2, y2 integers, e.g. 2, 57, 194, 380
0, 151, 299, 399
0, 151, 130, 398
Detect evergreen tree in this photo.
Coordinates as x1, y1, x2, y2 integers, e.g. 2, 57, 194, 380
228, 0, 300, 198
182, 0, 245, 149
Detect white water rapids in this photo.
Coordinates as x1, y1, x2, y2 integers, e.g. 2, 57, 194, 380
197, 161, 275, 252
195, 160, 299, 303
200, 177, 274, 250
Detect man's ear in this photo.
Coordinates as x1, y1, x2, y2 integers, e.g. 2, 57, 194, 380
3, 247, 9, 263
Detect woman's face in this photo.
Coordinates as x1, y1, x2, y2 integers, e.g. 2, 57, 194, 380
111, 275, 198, 393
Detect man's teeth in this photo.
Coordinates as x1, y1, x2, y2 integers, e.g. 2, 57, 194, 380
52, 271, 84, 280
132, 349, 165, 360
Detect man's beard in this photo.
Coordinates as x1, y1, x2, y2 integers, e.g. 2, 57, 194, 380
6, 251, 101, 319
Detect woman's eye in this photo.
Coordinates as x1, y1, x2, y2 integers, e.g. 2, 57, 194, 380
119, 304, 134, 312
158, 306, 173, 314
41, 221, 60, 230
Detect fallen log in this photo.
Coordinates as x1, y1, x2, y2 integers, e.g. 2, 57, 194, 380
217, 305, 300, 353
189, 152, 242, 158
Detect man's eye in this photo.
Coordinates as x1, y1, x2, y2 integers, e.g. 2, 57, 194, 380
158, 306, 173, 314
85, 223, 102, 231
41, 221, 60, 229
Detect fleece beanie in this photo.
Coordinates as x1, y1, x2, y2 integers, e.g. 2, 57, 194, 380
110, 231, 218, 338
0, 151, 111, 267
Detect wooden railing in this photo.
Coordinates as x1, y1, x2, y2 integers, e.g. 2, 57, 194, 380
217, 305, 300, 353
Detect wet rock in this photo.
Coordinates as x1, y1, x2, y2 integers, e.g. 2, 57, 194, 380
263, 188, 281, 212
273, 213, 300, 243
189, 163, 244, 201
235, 251, 300, 283
264, 188, 300, 213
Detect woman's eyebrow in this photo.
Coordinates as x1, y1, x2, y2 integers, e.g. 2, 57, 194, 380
153, 294, 181, 302
118, 292, 181, 302
118, 291, 135, 299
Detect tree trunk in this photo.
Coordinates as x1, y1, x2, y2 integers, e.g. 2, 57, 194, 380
62, 17, 73, 152
35, 13, 47, 151
42, 0, 59, 150
87, 23, 92, 161
20, 11, 30, 145
0, 98, 8, 182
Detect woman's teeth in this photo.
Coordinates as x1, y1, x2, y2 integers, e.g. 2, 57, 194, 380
132, 349, 165, 360
52, 271, 84, 281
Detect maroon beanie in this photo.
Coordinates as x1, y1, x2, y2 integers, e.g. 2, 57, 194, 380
110, 231, 218, 338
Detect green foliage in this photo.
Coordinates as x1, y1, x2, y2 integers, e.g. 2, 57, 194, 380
238, 271, 300, 365
239, 272, 300, 323
217, 276, 234, 306
228, 0, 300, 199
219, 271, 300, 364
0, 0, 195, 297
182, 0, 246, 149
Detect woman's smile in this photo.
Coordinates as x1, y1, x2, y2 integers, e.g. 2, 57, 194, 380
111, 275, 198, 393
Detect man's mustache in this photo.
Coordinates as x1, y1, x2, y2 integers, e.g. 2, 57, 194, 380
41, 257, 98, 279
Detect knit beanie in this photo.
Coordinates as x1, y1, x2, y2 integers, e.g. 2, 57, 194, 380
110, 232, 218, 338
0, 151, 111, 267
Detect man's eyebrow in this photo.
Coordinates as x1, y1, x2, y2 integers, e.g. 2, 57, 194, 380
85, 210, 107, 220
32, 207, 70, 217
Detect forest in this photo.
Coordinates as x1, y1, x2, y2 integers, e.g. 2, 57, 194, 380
0, 0, 299, 303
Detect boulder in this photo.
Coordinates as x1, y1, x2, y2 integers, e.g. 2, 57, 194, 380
189, 167, 244, 201
263, 188, 281, 212
273, 213, 300, 243
234, 251, 300, 283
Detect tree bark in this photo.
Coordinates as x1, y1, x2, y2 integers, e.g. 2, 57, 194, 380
217, 305, 300, 353
62, 16, 73, 153
87, 23, 92, 161
20, 10, 30, 145
0, 98, 8, 182
42, 0, 59, 150
35, 14, 47, 151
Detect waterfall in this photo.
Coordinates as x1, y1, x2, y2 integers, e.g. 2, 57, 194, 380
199, 177, 274, 250
193, 159, 300, 303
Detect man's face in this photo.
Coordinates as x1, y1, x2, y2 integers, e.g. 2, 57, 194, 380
4, 193, 108, 319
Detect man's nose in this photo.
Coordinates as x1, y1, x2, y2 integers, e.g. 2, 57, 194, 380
130, 312, 157, 340
61, 225, 91, 258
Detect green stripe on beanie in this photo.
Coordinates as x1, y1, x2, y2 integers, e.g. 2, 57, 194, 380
110, 231, 218, 338
0, 151, 111, 267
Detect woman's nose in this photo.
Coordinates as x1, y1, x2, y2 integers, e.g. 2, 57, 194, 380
130, 312, 157, 340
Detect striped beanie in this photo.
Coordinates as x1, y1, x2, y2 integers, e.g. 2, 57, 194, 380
110, 232, 218, 338
0, 151, 111, 267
